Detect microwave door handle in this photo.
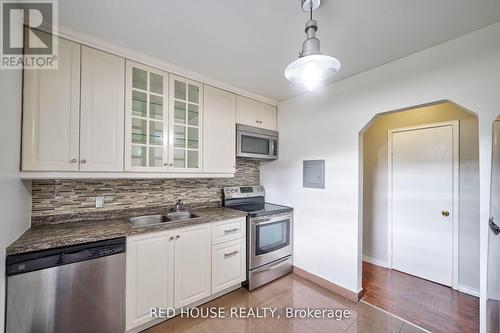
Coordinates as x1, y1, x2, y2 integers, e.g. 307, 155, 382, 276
270, 139, 274, 158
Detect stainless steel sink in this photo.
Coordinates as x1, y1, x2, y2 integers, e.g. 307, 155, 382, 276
129, 212, 198, 227
129, 215, 171, 227
167, 212, 199, 221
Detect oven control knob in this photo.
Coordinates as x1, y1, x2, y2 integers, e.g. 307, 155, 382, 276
230, 189, 235, 193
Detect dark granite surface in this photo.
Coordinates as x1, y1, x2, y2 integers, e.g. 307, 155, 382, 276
7, 207, 247, 256
31, 201, 222, 226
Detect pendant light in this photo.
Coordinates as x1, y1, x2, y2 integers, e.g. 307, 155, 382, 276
284, 0, 341, 91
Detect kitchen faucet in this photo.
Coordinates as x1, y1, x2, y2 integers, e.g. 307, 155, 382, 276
174, 200, 184, 212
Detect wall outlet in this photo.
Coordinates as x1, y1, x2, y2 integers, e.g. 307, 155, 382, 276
95, 197, 105, 208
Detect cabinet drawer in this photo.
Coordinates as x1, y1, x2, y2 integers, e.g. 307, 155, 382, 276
212, 217, 245, 245
212, 239, 246, 293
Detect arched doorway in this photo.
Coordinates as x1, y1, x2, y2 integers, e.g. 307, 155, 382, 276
359, 101, 480, 333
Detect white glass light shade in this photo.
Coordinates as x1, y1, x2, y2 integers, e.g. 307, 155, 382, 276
284, 54, 341, 91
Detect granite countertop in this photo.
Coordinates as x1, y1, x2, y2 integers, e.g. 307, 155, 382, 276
6, 207, 247, 256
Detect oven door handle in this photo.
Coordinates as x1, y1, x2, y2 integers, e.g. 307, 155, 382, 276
253, 257, 291, 273
252, 213, 292, 225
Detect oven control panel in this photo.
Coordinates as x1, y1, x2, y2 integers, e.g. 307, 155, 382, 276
223, 185, 265, 199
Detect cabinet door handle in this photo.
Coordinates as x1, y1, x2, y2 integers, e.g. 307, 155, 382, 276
224, 251, 238, 258
80, 159, 87, 164
70, 159, 77, 163
224, 228, 238, 233
175, 235, 180, 239
169, 236, 174, 241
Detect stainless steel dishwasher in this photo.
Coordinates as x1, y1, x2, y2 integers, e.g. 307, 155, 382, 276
5, 237, 126, 333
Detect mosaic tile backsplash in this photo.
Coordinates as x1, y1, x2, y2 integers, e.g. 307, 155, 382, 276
31, 159, 260, 219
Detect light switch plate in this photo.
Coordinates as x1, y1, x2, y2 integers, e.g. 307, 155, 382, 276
303, 160, 325, 189
95, 197, 105, 208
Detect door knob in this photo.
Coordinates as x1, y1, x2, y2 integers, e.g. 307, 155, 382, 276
441, 211, 450, 217
490, 217, 500, 236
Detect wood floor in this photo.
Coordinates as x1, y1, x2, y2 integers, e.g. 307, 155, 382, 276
362, 261, 479, 333
144, 272, 426, 333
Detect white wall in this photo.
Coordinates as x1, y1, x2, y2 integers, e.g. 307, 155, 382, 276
0, 69, 32, 329
362, 102, 480, 293
261, 22, 500, 332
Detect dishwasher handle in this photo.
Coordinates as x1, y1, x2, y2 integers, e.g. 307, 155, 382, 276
61, 243, 125, 265
6, 237, 125, 276
6, 255, 62, 276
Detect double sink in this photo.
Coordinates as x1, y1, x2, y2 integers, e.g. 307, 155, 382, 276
129, 211, 199, 227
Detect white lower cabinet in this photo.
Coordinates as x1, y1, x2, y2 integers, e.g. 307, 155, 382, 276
126, 230, 174, 331
174, 224, 212, 308
212, 239, 246, 294
126, 219, 245, 331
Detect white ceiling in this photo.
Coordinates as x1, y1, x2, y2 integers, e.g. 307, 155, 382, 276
59, 0, 500, 102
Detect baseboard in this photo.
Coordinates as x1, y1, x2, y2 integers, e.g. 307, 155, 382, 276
293, 265, 362, 303
362, 255, 388, 268
458, 284, 479, 298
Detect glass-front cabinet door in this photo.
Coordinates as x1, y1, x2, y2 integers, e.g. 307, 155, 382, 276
169, 75, 203, 172
125, 61, 169, 171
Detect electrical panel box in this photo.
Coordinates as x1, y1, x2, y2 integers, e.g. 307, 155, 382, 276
303, 160, 325, 189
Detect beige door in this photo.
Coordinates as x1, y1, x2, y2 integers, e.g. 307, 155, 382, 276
390, 122, 458, 287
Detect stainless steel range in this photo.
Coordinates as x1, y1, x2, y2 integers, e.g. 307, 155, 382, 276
223, 185, 293, 290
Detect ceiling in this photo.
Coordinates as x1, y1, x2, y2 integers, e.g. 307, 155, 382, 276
59, 0, 500, 102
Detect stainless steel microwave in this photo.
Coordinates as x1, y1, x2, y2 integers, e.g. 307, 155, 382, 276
236, 124, 278, 160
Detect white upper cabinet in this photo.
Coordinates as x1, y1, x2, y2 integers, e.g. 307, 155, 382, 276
80, 47, 125, 172
22, 35, 81, 171
258, 103, 277, 131
236, 96, 277, 130
236, 96, 259, 127
125, 61, 169, 172
21, 33, 276, 178
169, 75, 203, 172
203, 85, 236, 174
